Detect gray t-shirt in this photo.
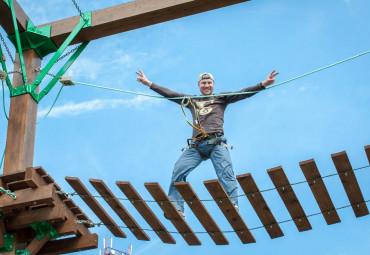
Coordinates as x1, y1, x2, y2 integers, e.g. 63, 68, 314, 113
150, 82, 265, 138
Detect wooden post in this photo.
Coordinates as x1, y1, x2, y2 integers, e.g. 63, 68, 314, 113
3, 49, 41, 174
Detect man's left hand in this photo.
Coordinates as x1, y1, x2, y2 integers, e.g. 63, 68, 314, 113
262, 70, 279, 87
1, 54, 6, 62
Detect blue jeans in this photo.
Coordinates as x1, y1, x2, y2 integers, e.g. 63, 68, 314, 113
168, 137, 238, 212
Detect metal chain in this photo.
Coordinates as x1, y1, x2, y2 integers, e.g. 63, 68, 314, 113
0, 33, 15, 64
55, 45, 81, 63
35, 67, 62, 79
0, 187, 17, 200
7, 69, 22, 75
71, 0, 86, 20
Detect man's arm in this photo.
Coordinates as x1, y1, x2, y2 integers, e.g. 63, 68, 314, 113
136, 69, 190, 105
224, 70, 279, 104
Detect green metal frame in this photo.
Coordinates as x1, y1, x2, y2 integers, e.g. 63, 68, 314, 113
8, 19, 58, 60
8, 0, 27, 84
16, 250, 30, 255
2, 0, 92, 103
0, 233, 15, 252
29, 221, 59, 241
33, 41, 89, 102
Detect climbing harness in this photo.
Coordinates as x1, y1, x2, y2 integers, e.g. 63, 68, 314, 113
181, 135, 233, 160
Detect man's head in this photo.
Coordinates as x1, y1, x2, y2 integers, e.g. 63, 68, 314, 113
198, 73, 214, 95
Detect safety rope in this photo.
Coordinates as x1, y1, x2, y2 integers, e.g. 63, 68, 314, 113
1, 81, 9, 120
73, 50, 370, 100
57, 164, 369, 204
0, 148, 5, 171
181, 97, 208, 138
0, 187, 17, 200
76, 199, 369, 235
36, 85, 64, 124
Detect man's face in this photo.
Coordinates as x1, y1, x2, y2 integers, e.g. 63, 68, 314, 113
198, 78, 214, 95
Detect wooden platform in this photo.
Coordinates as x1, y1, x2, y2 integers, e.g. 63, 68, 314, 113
62, 145, 369, 246
1, 146, 368, 250
0, 166, 98, 254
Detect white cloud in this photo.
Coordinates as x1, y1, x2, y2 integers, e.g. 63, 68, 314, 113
38, 96, 160, 118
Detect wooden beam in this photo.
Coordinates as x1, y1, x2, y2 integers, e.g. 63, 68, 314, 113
204, 179, 255, 244
144, 182, 201, 246
237, 173, 284, 239
38, 0, 251, 47
5, 204, 66, 231
365, 145, 370, 165
65, 177, 126, 238
0, 0, 29, 34
0, 219, 5, 246
116, 181, 176, 244
174, 182, 228, 245
267, 166, 312, 232
26, 234, 50, 255
38, 234, 98, 255
89, 179, 150, 241
0, 183, 57, 211
3, 51, 40, 174
331, 151, 369, 217
299, 159, 341, 225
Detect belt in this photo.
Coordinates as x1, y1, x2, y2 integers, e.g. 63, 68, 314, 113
193, 132, 223, 142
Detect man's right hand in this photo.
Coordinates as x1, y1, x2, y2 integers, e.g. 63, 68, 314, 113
136, 69, 152, 87
2, 54, 6, 61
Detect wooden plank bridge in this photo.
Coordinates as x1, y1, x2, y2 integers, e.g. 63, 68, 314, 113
1, 146, 367, 252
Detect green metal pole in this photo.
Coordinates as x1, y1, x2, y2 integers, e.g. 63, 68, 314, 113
31, 14, 90, 91
8, 0, 27, 85
35, 41, 89, 102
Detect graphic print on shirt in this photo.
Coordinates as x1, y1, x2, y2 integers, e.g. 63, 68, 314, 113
195, 100, 214, 115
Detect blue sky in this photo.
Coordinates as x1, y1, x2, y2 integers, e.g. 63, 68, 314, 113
1, 0, 369, 254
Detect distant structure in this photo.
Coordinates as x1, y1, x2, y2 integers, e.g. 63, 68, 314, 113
100, 235, 133, 255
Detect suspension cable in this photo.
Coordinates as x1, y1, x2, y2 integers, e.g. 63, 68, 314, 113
73, 50, 370, 100
57, 164, 370, 204
77, 199, 369, 235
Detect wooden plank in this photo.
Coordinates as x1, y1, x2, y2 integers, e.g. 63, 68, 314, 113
204, 179, 256, 244
55, 219, 90, 237
38, 233, 98, 255
0, 219, 5, 246
0, 0, 29, 35
365, 145, 370, 164
7, 167, 45, 190
40, 0, 251, 47
331, 151, 369, 217
267, 166, 312, 232
89, 179, 150, 241
0, 171, 25, 184
65, 177, 126, 238
5, 204, 66, 231
299, 159, 341, 225
174, 182, 228, 245
144, 182, 201, 246
3, 51, 41, 174
0, 184, 57, 211
116, 181, 176, 244
26, 234, 50, 255
237, 173, 284, 239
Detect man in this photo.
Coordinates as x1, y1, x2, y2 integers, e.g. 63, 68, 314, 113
136, 69, 279, 217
